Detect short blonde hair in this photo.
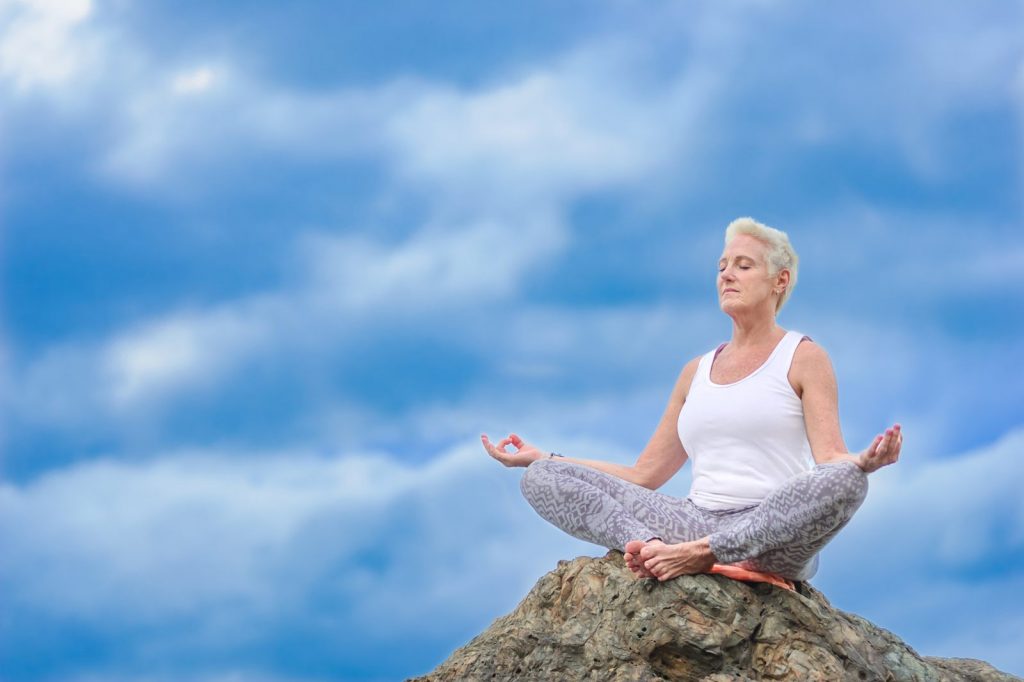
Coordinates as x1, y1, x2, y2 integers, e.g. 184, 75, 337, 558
724, 217, 799, 313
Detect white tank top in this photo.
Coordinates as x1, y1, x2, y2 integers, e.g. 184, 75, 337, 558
677, 330, 813, 510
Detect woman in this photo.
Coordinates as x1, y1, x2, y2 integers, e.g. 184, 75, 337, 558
481, 217, 902, 583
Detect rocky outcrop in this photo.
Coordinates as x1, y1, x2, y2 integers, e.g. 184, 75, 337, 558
413, 551, 1019, 682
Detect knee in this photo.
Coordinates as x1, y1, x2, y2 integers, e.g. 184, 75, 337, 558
835, 460, 869, 508
519, 458, 559, 501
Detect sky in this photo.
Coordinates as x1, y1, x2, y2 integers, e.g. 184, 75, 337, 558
1, 1, 1023, 680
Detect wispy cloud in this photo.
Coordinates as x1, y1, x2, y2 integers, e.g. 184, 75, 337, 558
382, 47, 718, 207
11, 213, 570, 428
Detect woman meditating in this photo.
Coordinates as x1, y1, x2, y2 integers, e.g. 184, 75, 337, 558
481, 218, 902, 584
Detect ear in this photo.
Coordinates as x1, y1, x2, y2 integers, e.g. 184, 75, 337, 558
775, 268, 791, 293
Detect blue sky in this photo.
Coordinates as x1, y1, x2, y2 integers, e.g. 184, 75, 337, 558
1, 1, 1023, 680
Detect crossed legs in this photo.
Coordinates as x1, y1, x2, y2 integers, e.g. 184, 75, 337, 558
519, 459, 715, 549
519, 458, 868, 581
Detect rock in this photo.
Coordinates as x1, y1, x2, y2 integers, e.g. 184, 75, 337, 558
411, 551, 1020, 682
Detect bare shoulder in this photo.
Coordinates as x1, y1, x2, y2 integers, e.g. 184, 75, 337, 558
793, 337, 832, 367
790, 338, 837, 396
679, 352, 704, 378
670, 355, 703, 405
661, 355, 703, 410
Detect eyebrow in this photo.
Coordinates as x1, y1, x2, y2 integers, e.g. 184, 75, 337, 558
718, 255, 757, 265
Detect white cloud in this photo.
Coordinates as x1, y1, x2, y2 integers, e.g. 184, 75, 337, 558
299, 216, 567, 313
16, 208, 1021, 457
12, 215, 570, 421
381, 47, 715, 207
103, 303, 275, 408
0, 0, 95, 91
13, 294, 290, 427
99, 70, 411, 184
816, 426, 1024, 675
832, 427, 1024, 573
3, 0, 1020, 195
77, 11, 728, 202
0, 442, 593, 634
722, 4, 1024, 181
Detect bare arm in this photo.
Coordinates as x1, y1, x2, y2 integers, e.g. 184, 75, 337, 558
560, 357, 698, 489
481, 357, 700, 490
790, 339, 903, 472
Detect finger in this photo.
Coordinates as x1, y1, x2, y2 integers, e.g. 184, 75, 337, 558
866, 434, 883, 458
879, 435, 900, 464
885, 430, 899, 454
483, 437, 515, 463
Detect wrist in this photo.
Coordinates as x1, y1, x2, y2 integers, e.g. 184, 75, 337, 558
848, 458, 869, 474
531, 451, 563, 466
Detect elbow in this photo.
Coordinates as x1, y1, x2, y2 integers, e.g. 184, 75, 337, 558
630, 468, 661, 490
631, 454, 684, 490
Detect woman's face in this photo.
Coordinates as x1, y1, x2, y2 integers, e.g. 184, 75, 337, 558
717, 234, 781, 315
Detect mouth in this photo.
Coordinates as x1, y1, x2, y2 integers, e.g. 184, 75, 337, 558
722, 289, 738, 295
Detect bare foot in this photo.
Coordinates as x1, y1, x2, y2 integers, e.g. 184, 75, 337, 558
623, 540, 656, 579
639, 538, 717, 582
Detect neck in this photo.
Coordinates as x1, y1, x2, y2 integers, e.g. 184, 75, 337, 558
728, 309, 781, 348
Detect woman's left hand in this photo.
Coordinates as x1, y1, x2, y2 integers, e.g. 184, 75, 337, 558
855, 423, 903, 473
481, 433, 546, 468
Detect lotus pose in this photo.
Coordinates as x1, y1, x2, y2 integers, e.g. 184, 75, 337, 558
482, 218, 902, 583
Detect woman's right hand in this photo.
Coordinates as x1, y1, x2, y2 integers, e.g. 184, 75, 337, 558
855, 423, 903, 473
481, 432, 546, 468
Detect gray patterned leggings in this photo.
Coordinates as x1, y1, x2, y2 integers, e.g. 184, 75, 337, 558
520, 458, 868, 581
